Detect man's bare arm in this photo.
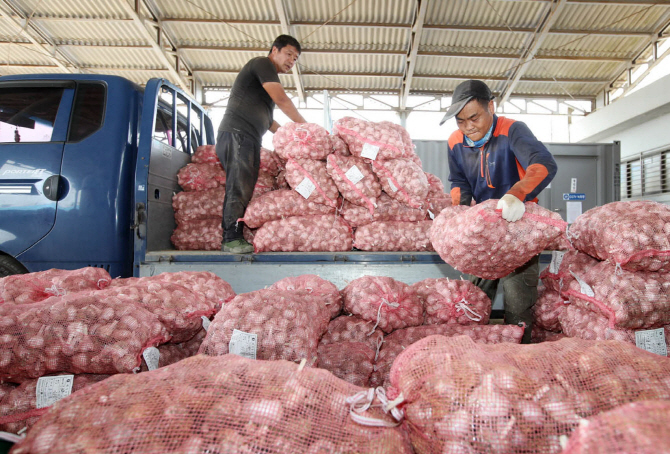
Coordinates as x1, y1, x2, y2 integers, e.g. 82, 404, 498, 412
263, 82, 306, 124
269, 121, 280, 133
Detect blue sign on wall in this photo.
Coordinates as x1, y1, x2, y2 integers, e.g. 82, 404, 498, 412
563, 193, 586, 201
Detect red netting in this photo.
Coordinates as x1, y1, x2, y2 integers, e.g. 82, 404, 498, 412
388, 335, 670, 454
425, 196, 452, 219
0, 293, 168, 381
0, 268, 111, 305
326, 154, 381, 213
530, 326, 567, 344
191, 144, 219, 164
430, 200, 567, 279
371, 325, 524, 389
561, 400, 670, 454
316, 341, 375, 387
540, 250, 601, 295
334, 117, 414, 160
371, 159, 428, 208
285, 158, 339, 207
569, 200, 670, 272
353, 221, 434, 252
171, 218, 222, 251
410, 278, 491, 325
340, 193, 427, 227
342, 276, 423, 334
252, 171, 277, 199
563, 260, 670, 329
276, 169, 288, 189
533, 286, 567, 332
424, 172, 445, 197
172, 186, 225, 224
11, 355, 412, 454
177, 163, 226, 191
139, 329, 207, 372
272, 123, 331, 161
0, 374, 109, 434
320, 315, 385, 351
269, 274, 343, 319
329, 134, 350, 156
253, 215, 353, 253
260, 147, 283, 176
198, 289, 331, 364
242, 189, 336, 229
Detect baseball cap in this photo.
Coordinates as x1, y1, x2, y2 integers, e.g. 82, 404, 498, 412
439, 80, 494, 125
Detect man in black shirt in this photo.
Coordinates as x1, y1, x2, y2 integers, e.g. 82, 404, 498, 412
216, 34, 306, 253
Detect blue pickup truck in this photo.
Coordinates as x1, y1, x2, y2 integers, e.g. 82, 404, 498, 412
0, 74, 215, 278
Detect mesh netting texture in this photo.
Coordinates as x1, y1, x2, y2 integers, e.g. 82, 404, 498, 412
410, 278, 491, 325
0, 268, 111, 305
253, 215, 353, 253
272, 123, 331, 161
353, 221, 434, 252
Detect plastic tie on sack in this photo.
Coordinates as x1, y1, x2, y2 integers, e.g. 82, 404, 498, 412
45, 284, 67, 297
292, 127, 312, 144
455, 298, 483, 322
374, 336, 384, 362
614, 262, 624, 276
368, 298, 400, 335
346, 387, 403, 427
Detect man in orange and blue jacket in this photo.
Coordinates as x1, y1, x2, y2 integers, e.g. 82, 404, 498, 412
441, 79, 557, 343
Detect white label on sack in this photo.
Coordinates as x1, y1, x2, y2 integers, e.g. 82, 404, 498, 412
142, 347, 160, 371
428, 210, 435, 220
387, 178, 398, 193
36, 375, 74, 409
345, 165, 365, 184
295, 178, 316, 199
361, 143, 380, 160
201, 316, 211, 331
549, 251, 566, 274
635, 328, 667, 356
570, 271, 594, 297
229, 329, 257, 360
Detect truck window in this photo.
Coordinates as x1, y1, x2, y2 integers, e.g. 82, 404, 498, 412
153, 103, 189, 153
68, 83, 105, 142
0, 86, 64, 143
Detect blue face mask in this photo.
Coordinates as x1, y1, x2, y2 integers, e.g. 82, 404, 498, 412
464, 123, 493, 148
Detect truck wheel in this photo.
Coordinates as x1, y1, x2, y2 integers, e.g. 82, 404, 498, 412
0, 255, 28, 277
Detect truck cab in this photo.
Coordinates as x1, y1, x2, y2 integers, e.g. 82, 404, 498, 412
0, 74, 214, 278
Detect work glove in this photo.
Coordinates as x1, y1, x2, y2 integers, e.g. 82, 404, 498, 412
497, 194, 525, 222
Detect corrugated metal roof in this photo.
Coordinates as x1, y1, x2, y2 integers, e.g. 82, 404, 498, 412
425, 0, 550, 29
285, 0, 414, 24
164, 22, 281, 48
33, 19, 146, 46
298, 53, 404, 74
554, 3, 669, 33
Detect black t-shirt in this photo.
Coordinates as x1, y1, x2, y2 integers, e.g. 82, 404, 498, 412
219, 57, 281, 144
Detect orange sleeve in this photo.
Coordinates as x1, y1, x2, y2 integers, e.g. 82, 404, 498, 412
450, 187, 461, 206
506, 163, 549, 201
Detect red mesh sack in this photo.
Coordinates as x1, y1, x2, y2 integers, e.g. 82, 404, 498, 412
329, 134, 350, 156
424, 172, 445, 197
139, 329, 207, 372
342, 276, 423, 333
370, 324, 524, 388
430, 200, 567, 279
530, 326, 567, 344
0, 268, 111, 305
260, 147, 283, 176
561, 400, 670, 454
425, 196, 452, 220
0, 293, 168, 381
272, 123, 331, 161
198, 289, 331, 364
316, 341, 375, 387
326, 154, 382, 214
354, 221, 434, 252
177, 163, 226, 191
334, 117, 414, 160
269, 274, 343, 319
276, 169, 288, 189
545, 232, 574, 251
252, 170, 277, 199
320, 315, 385, 351
388, 335, 670, 454
100, 279, 221, 343
562, 260, 670, 329
171, 218, 222, 251
191, 144, 219, 164
371, 158, 429, 208
11, 354, 412, 454
172, 186, 225, 224
243, 225, 256, 243
340, 193, 427, 227
253, 215, 353, 253
0, 374, 109, 434
242, 189, 336, 229
533, 286, 567, 332
410, 278, 491, 325
540, 250, 601, 295
558, 304, 670, 345
285, 158, 339, 207
569, 200, 670, 272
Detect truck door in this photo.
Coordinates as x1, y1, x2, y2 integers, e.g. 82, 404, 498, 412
0, 81, 75, 256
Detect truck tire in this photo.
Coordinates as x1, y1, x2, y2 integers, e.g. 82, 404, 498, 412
0, 254, 28, 277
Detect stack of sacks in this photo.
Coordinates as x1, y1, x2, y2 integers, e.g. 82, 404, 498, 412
0, 268, 233, 434
557, 201, 670, 349
171, 145, 282, 250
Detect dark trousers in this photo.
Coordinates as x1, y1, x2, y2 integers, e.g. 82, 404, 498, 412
215, 131, 260, 242
469, 255, 539, 344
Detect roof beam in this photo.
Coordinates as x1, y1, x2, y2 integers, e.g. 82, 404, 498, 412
620, 41, 670, 96
498, 0, 569, 106
400, 0, 428, 110
274, 0, 305, 102
117, 0, 193, 97
0, 1, 76, 72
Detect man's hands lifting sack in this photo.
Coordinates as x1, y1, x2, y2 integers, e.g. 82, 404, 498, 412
497, 194, 525, 222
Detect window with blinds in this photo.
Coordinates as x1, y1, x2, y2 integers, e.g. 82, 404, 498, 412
621, 149, 669, 199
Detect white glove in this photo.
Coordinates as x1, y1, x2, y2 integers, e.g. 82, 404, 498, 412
497, 194, 525, 222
